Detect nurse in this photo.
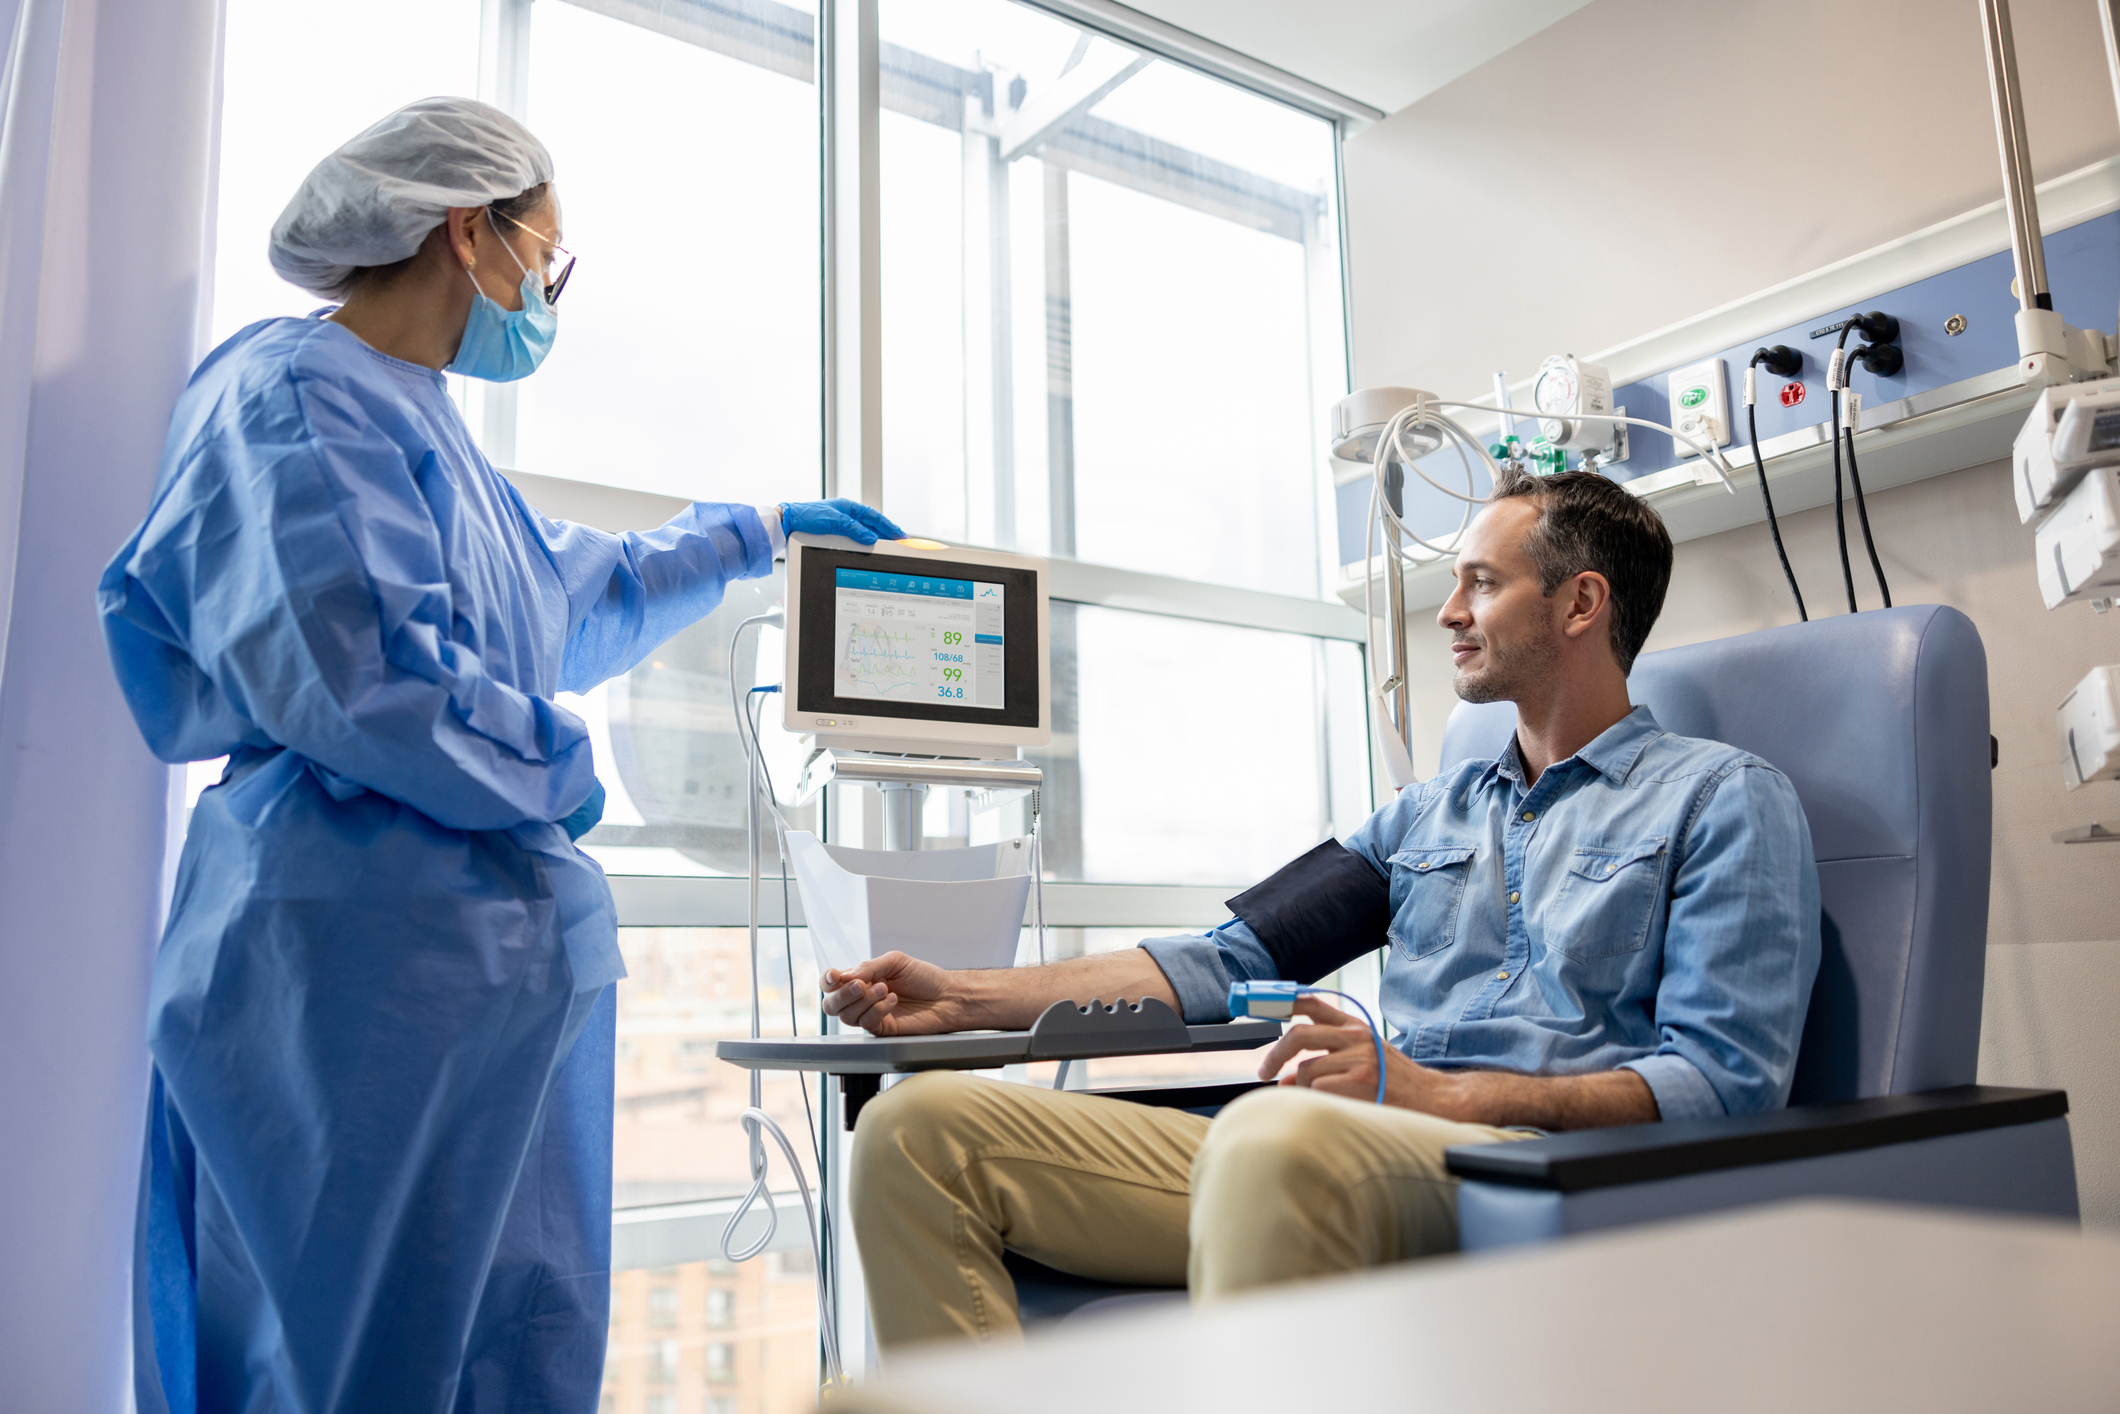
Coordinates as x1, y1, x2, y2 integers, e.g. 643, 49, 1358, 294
99, 97, 899, 1413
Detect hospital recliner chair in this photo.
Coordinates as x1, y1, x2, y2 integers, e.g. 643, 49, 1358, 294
1007, 603, 2077, 1321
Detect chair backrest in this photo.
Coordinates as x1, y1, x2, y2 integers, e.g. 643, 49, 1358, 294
1434, 604, 1991, 1104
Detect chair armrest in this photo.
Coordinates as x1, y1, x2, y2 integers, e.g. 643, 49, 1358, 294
1083, 1081, 1272, 1112
1444, 1085, 2068, 1193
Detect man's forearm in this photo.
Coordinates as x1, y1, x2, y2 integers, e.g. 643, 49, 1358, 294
952, 949, 1180, 1029
1433, 1066, 1659, 1130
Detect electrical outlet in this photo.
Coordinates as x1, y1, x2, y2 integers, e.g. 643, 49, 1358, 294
1667, 357, 1730, 457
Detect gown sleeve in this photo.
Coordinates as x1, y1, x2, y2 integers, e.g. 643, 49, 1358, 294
101, 368, 599, 832
514, 491, 777, 694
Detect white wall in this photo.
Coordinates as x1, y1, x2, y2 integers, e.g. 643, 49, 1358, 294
1343, 0, 2120, 398
1342, 0, 2120, 1222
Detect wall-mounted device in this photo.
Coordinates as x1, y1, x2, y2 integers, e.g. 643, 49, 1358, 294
2058, 664, 2120, 789
2033, 464, 2120, 609
1532, 354, 1626, 464
784, 535, 1050, 759
2013, 378, 2120, 524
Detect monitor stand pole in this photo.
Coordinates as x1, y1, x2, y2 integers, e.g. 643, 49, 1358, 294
876, 780, 929, 851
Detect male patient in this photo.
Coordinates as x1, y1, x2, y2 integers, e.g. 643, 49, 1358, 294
823, 470, 1821, 1347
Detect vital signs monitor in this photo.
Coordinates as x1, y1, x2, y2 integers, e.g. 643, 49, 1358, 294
783, 535, 1050, 755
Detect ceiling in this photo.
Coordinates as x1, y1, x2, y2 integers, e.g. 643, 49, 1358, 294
1119, 0, 1595, 116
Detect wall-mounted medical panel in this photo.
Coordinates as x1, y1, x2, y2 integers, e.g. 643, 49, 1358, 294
1337, 205, 2120, 608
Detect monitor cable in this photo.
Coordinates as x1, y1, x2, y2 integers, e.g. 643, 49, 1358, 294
720, 612, 845, 1389
1745, 346, 1808, 622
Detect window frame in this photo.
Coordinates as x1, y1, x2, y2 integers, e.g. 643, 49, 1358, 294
310, 0, 1382, 1377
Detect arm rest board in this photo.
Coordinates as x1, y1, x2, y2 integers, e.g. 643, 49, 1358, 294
1445, 1086, 2067, 1193
716, 1017, 1279, 1074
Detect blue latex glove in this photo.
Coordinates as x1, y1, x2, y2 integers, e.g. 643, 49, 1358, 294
560, 778, 606, 842
780, 498, 907, 546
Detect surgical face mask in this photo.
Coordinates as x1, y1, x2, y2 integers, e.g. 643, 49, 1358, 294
445, 213, 557, 383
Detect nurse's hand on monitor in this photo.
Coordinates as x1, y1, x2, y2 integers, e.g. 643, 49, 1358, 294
780, 499, 905, 545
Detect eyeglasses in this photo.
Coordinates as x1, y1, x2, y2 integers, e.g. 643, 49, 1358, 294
490, 208, 577, 307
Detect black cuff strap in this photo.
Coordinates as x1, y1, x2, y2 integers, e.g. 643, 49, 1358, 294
1224, 839, 1390, 984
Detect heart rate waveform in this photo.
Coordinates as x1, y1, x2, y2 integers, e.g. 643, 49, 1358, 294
841, 623, 923, 696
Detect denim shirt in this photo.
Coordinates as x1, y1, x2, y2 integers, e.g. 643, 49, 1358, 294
1141, 706, 1821, 1121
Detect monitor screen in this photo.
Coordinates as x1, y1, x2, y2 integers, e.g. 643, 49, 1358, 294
833, 568, 1006, 709
793, 546, 1042, 731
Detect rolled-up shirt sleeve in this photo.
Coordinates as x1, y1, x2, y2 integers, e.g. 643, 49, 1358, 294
1626, 762, 1821, 1119
1140, 920, 1280, 1024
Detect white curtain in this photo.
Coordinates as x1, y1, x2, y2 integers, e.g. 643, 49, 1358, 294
0, 0, 222, 1407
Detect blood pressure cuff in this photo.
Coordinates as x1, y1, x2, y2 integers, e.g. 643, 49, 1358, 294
1224, 839, 1391, 985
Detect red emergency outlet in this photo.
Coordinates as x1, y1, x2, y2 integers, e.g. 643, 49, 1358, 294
1779, 381, 1807, 408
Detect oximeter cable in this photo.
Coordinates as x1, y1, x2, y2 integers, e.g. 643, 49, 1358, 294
1227, 978, 1390, 1106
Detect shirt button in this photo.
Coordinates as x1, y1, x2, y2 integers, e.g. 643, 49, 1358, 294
1497, 971, 1510, 980
1416, 861, 1431, 870
1508, 890, 1520, 903
1521, 810, 1536, 822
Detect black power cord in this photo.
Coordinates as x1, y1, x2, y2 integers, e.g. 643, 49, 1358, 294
1821, 311, 1899, 613
1748, 345, 1808, 621
1840, 337, 1898, 609
1828, 324, 1862, 615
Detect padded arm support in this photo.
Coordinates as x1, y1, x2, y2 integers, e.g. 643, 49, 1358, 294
1224, 839, 1391, 985
1444, 1085, 2066, 1192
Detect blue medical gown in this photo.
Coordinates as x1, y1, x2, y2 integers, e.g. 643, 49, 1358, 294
99, 316, 774, 1413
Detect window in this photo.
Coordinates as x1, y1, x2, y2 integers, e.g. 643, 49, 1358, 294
706, 1287, 736, 1329
613, 928, 821, 1209
706, 1342, 736, 1384
648, 1284, 679, 1328
1026, 607, 1368, 885
874, 0, 1345, 600
503, 2, 821, 508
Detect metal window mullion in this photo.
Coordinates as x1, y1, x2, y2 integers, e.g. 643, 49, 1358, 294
823, 0, 881, 507
819, 5, 883, 1378
1015, 0, 1382, 130
471, 0, 533, 467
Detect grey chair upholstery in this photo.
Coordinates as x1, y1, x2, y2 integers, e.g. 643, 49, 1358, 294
1013, 604, 2075, 1317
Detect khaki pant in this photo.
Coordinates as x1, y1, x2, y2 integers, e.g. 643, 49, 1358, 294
849, 1073, 1530, 1349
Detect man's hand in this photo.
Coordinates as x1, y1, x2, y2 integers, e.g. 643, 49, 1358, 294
821, 952, 966, 1036
1258, 995, 1662, 1129
1258, 996, 1470, 1115
822, 947, 1184, 1037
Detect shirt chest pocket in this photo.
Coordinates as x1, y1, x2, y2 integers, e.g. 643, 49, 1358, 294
1550, 837, 1668, 962
1386, 845, 1477, 960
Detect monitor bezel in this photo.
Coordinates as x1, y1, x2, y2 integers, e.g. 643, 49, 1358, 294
784, 537, 1051, 751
